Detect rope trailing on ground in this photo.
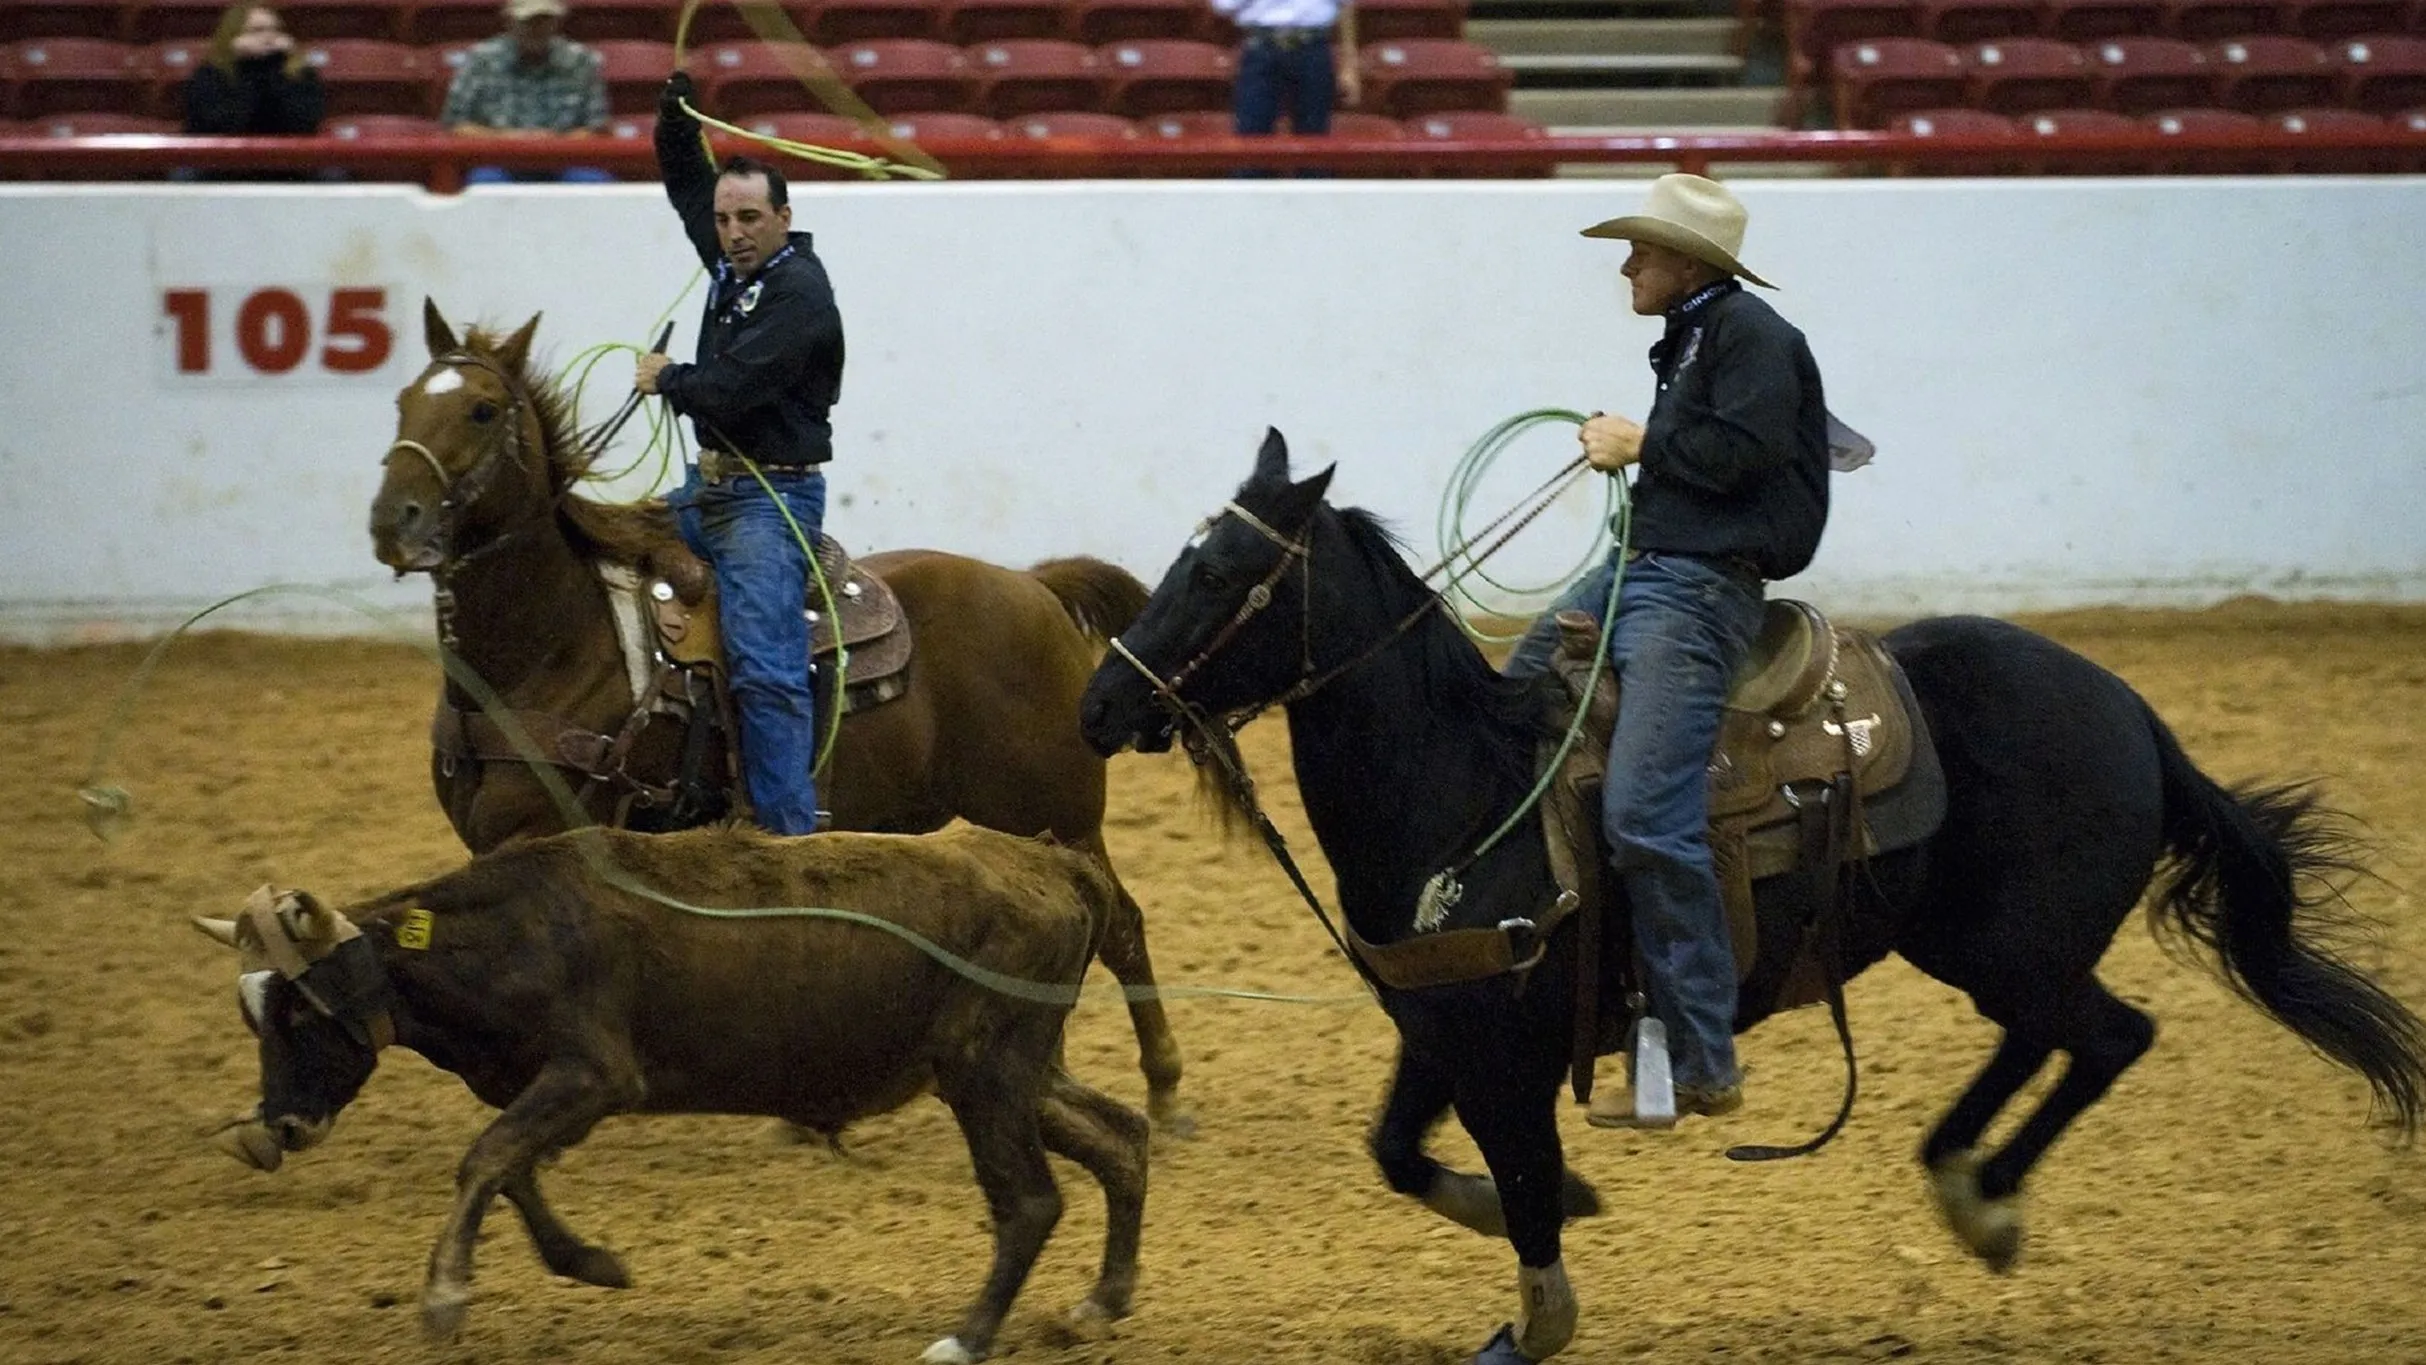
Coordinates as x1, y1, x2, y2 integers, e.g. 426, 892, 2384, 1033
78, 584, 1361, 1008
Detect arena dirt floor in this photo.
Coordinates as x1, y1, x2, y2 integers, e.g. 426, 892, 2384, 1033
4, 599, 2425, 1365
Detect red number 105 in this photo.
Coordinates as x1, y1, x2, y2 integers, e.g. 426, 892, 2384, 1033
162, 287, 394, 376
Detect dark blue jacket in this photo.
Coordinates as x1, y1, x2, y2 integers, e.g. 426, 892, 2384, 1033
1631, 281, 1831, 581
655, 108, 845, 467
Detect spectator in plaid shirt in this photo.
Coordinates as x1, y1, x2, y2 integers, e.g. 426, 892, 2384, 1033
441, 0, 612, 184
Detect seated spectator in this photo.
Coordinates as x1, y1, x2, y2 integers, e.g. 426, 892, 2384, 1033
179, 5, 328, 180
183, 5, 325, 135
441, 0, 613, 183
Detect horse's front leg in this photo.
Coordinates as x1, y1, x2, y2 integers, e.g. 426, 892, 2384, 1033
422, 1058, 627, 1341
1455, 1071, 1580, 1364
1372, 1043, 1602, 1239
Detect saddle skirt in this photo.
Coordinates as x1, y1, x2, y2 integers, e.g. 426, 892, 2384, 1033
1539, 598, 1946, 1014
640, 534, 915, 714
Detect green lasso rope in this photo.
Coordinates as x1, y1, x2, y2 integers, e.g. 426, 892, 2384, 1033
79, 584, 1360, 1008
1435, 408, 1618, 645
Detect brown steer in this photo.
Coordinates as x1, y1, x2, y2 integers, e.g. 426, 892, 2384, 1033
193, 824, 1148, 1362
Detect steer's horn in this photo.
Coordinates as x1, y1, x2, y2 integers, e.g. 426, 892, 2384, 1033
190, 916, 242, 948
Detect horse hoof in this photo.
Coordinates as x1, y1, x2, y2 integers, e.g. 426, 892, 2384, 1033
768, 1120, 821, 1146
564, 1247, 631, 1289
420, 1284, 470, 1342
1928, 1149, 2025, 1273
1063, 1294, 1125, 1340
1469, 1323, 1538, 1364
920, 1335, 981, 1364
1148, 1093, 1199, 1140
1559, 1169, 1602, 1219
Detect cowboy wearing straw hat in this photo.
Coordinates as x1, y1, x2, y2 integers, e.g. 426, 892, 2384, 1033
1506, 173, 1832, 1130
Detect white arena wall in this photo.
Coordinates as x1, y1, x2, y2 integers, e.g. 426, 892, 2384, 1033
1, 176, 2421, 641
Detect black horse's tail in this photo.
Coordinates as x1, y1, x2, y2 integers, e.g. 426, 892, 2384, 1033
2146, 710, 2426, 1138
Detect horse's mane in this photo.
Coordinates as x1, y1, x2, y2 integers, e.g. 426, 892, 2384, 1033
460, 324, 685, 571
1329, 504, 1549, 784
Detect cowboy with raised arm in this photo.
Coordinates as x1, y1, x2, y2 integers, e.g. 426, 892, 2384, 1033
1506, 173, 1833, 1128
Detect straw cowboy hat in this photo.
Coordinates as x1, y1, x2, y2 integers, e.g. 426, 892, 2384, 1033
1580, 173, 1775, 290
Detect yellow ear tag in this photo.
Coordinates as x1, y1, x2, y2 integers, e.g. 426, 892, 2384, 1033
396, 908, 435, 951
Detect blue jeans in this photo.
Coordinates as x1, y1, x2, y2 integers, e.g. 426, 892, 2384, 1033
1508, 551, 1766, 1089
1234, 32, 1335, 135
669, 465, 826, 836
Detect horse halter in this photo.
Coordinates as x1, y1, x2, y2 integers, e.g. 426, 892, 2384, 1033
381, 349, 538, 572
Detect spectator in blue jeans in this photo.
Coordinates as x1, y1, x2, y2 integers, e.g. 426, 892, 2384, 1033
441, 0, 613, 184
637, 72, 846, 837
1215, 0, 1360, 138
1505, 174, 1832, 1129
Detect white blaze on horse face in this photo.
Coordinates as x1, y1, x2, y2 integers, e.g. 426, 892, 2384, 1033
421, 368, 464, 397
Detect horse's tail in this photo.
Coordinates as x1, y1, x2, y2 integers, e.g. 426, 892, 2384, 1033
2146, 710, 2426, 1138
1028, 556, 1152, 644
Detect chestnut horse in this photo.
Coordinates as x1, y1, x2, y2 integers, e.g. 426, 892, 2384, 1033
367, 300, 1188, 1130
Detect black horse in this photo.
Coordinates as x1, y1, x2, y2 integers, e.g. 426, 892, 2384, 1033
1078, 430, 2426, 1365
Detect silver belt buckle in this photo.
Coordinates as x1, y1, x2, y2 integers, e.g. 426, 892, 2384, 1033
698, 449, 728, 483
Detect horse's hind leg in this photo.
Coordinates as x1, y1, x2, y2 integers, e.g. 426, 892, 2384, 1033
1927, 981, 2154, 1272
1078, 833, 1190, 1136
1036, 1070, 1150, 1332
928, 1059, 1065, 1364
1372, 1045, 1600, 1239
502, 1168, 630, 1289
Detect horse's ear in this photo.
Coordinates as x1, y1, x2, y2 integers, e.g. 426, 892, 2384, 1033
495, 313, 542, 377
1295, 463, 1335, 504
1250, 427, 1290, 488
423, 298, 457, 357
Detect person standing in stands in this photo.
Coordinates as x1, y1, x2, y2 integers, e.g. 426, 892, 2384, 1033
634, 71, 846, 837
440, 0, 611, 183
182, 5, 324, 137
1214, 0, 1360, 136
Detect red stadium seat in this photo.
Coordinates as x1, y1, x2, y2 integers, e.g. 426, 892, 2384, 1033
1356, 37, 1510, 116
1099, 37, 1232, 114
1006, 107, 1137, 134
326, 111, 445, 135
125, 0, 234, 41
1142, 107, 1231, 134
1071, 0, 1204, 43
1829, 36, 1965, 125
2019, 103, 2151, 166
697, 40, 832, 117
2206, 33, 2336, 109
2087, 35, 2215, 108
744, 110, 870, 140
560, 0, 681, 43
831, 38, 974, 112
301, 38, 428, 116
2141, 102, 2273, 167
2042, 0, 2166, 39
1785, 0, 1923, 113
30, 109, 175, 132
2400, 102, 2426, 164
604, 109, 652, 138
1401, 107, 1539, 135
402, 0, 511, 44
1963, 36, 2097, 112
1357, 0, 1469, 41
968, 38, 1104, 115
279, 0, 407, 42
879, 108, 1003, 139
2282, 0, 2406, 34
2270, 103, 2393, 164
1888, 106, 2024, 171
810, 0, 946, 43
2338, 33, 2426, 110
135, 35, 208, 116
591, 38, 682, 116
943, 0, 1075, 43
1, 1, 131, 43
1327, 109, 1408, 135
1920, 0, 2042, 43
2162, 0, 2280, 37
7, 37, 141, 118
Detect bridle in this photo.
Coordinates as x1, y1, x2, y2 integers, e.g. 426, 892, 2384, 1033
381, 349, 542, 577
1107, 499, 1447, 746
